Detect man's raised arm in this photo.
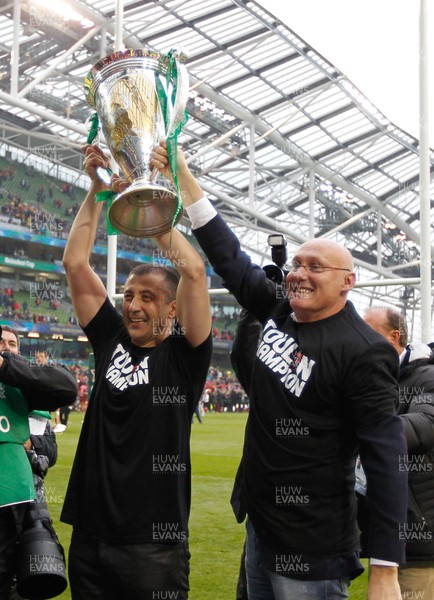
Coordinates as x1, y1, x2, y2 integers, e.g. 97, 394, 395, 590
62, 145, 110, 327
151, 144, 211, 348
150, 142, 276, 322
154, 229, 211, 348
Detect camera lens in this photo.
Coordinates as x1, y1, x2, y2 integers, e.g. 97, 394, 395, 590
263, 264, 285, 284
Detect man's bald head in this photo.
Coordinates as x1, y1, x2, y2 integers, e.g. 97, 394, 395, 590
297, 239, 354, 271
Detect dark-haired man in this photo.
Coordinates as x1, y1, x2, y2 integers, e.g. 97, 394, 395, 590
60, 144, 212, 599
0, 325, 77, 599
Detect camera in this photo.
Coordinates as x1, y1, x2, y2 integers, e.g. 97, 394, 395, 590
263, 234, 288, 285
16, 499, 67, 599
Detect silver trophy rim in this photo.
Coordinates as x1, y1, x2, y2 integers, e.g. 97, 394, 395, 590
84, 48, 185, 108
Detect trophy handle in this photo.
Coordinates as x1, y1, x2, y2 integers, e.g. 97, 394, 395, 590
149, 59, 189, 184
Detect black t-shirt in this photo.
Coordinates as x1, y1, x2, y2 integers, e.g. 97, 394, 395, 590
241, 302, 399, 575
61, 298, 212, 544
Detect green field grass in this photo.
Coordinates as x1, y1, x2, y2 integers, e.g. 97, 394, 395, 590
45, 411, 368, 599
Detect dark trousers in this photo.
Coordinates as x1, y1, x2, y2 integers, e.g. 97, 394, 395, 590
0, 505, 26, 600
69, 528, 190, 600
236, 540, 248, 600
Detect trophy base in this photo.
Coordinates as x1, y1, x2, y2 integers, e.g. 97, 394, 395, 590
108, 179, 182, 238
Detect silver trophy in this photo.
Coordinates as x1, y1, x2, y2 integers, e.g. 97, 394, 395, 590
84, 48, 189, 237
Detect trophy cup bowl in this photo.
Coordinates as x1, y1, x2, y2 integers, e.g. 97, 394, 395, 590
84, 49, 188, 237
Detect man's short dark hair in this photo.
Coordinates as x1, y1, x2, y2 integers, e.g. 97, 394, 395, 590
127, 265, 180, 303
1, 324, 20, 350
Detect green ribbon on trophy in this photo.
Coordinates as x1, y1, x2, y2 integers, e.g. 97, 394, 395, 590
86, 112, 99, 145
94, 189, 121, 236
85, 113, 120, 236
155, 48, 189, 233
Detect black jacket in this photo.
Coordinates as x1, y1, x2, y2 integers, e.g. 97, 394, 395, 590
358, 343, 434, 564
230, 308, 262, 393
398, 344, 434, 563
229, 309, 261, 524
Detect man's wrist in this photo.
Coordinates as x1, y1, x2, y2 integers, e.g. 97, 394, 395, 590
369, 559, 399, 567
184, 196, 217, 229
88, 175, 109, 195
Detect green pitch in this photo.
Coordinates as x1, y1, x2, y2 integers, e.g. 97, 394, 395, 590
46, 411, 368, 599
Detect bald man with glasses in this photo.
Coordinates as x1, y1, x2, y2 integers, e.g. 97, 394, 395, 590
152, 143, 407, 600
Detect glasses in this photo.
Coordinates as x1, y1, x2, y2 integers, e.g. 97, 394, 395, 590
289, 261, 351, 274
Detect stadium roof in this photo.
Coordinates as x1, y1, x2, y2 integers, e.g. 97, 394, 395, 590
0, 0, 433, 331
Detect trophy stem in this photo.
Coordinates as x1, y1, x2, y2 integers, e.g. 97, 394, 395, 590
108, 178, 182, 238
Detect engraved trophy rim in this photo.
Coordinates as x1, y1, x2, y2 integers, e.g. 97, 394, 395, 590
84, 48, 185, 109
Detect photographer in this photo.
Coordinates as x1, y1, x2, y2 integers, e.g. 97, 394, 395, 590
9, 410, 58, 600
0, 325, 77, 599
